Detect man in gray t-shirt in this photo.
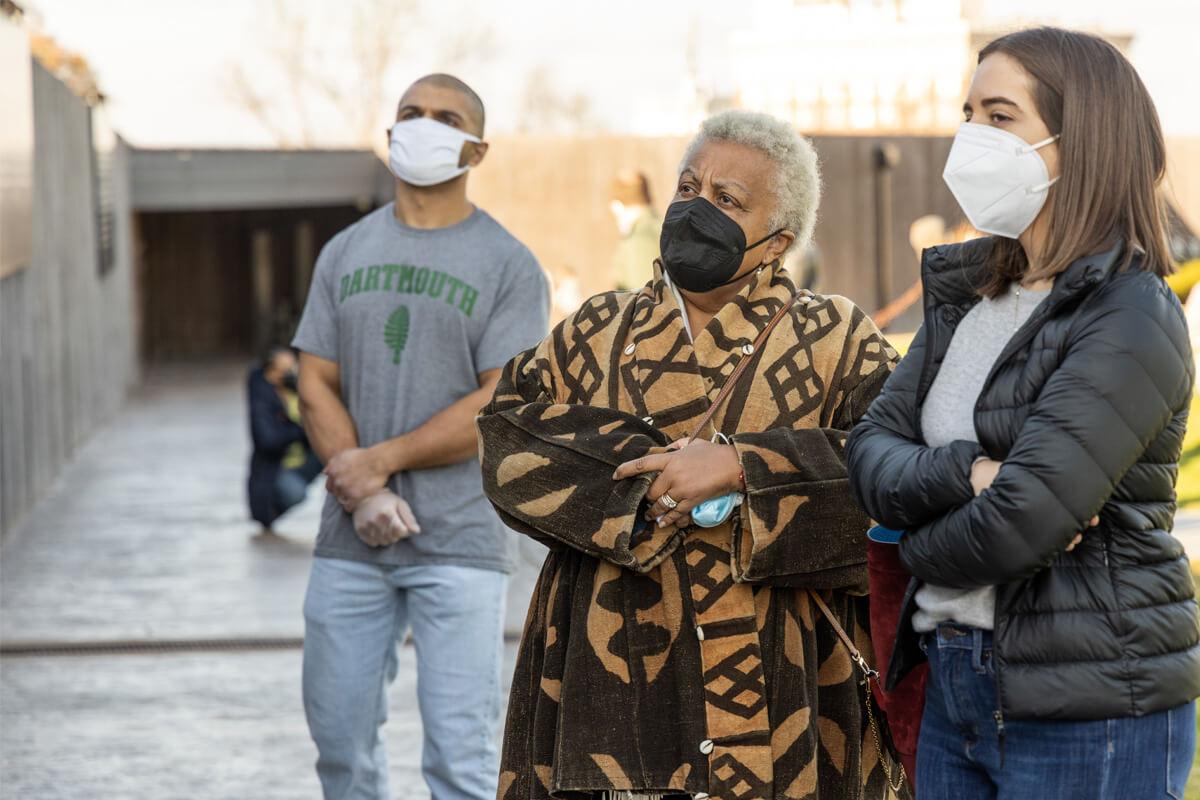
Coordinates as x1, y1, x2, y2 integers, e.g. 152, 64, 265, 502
293, 74, 549, 800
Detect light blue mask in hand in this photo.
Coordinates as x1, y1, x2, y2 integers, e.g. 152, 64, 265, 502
691, 491, 743, 528
686, 431, 744, 528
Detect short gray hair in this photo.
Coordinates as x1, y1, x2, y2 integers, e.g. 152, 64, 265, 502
680, 110, 821, 252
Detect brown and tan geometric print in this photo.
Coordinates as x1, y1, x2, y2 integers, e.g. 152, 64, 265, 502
480, 264, 907, 800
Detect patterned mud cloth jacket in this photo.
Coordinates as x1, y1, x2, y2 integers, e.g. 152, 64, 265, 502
478, 264, 904, 800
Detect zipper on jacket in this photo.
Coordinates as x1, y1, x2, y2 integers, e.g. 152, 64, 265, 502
980, 276, 1098, 770
992, 594, 1008, 768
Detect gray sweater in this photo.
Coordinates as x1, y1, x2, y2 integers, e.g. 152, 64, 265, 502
913, 282, 1051, 633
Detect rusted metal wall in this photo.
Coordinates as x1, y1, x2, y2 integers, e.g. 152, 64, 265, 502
133, 135, 1200, 362
0, 63, 138, 535
469, 133, 960, 326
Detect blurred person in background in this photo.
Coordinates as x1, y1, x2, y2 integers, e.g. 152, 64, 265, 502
549, 261, 585, 319
293, 74, 549, 800
610, 168, 662, 290
847, 27, 1199, 800
478, 110, 905, 800
247, 345, 321, 533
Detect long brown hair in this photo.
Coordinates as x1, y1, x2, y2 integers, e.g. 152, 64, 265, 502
976, 27, 1173, 298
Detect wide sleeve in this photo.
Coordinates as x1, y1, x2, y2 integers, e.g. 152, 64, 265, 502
477, 318, 680, 573
845, 324, 984, 530
899, 290, 1194, 588
729, 302, 897, 589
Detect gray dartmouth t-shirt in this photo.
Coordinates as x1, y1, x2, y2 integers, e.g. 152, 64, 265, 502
293, 203, 550, 573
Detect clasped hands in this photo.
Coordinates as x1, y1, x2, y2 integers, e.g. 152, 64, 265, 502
325, 447, 419, 547
970, 458, 1097, 552
612, 438, 743, 529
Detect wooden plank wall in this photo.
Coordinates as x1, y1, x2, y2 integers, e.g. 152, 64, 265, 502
469, 133, 960, 327
0, 62, 138, 536
136, 206, 362, 361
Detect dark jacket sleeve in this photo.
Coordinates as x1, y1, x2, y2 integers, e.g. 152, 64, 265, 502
845, 324, 984, 530
477, 329, 680, 573
898, 281, 1194, 588
248, 371, 306, 457
729, 303, 898, 590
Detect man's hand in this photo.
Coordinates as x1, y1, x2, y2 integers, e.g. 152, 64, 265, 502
325, 447, 389, 512
613, 439, 743, 529
969, 458, 1098, 552
352, 490, 421, 547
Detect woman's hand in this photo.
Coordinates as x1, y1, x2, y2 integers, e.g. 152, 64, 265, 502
1065, 516, 1100, 552
613, 439, 743, 529
970, 458, 1002, 496
970, 457, 1098, 551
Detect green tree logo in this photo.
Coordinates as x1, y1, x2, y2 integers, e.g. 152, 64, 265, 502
383, 305, 410, 365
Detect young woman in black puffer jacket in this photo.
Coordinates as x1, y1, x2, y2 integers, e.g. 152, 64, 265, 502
846, 27, 1199, 800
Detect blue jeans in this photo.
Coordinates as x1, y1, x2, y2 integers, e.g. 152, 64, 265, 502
917, 624, 1195, 800
302, 557, 507, 800
273, 451, 323, 517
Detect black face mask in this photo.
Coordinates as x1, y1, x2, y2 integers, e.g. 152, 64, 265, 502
658, 197, 782, 293
281, 371, 299, 392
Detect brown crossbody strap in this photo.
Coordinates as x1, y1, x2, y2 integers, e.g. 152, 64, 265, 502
808, 589, 909, 796
807, 589, 876, 680
686, 290, 805, 444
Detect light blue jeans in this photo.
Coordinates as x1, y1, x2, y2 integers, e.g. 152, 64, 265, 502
302, 557, 507, 800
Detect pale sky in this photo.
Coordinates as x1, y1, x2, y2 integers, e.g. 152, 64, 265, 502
19, 0, 1200, 147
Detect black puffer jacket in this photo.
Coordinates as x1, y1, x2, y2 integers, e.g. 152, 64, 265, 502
847, 237, 1200, 720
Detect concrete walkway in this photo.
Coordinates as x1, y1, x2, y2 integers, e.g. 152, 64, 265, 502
0, 364, 530, 799
1, 364, 319, 646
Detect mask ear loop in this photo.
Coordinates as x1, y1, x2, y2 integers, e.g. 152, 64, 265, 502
712, 230, 788, 289
1018, 133, 1060, 155
1027, 175, 1060, 195
1021, 133, 1061, 194
743, 228, 785, 253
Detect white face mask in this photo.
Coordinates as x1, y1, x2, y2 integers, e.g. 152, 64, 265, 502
942, 123, 1060, 239
388, 117, 481, 187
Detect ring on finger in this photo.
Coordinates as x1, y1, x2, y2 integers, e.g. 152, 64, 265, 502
660, 493, 679, 510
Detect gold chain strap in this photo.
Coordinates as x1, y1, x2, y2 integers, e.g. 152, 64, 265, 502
861, 669, 908, 797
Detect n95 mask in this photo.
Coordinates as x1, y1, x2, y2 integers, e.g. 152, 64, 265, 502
942, 123, 1060, 239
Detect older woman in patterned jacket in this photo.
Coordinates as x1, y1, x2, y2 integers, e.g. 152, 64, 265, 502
477, 111, 903, 800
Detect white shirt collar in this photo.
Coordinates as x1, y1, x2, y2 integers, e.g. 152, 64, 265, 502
661, 270, 694, 343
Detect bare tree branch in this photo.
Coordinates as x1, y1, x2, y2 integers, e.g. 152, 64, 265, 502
517, 64, 599, 135
224, 63, 294, 146
222, 0, 505, 147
